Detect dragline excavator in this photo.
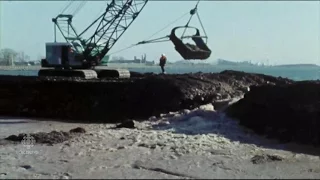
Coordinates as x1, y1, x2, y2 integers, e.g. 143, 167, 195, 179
39, 0, 212, 79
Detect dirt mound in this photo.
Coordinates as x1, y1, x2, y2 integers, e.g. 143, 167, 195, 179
0, 70, 291, 122
226, 81, 320, 146
4, 127, 86, 145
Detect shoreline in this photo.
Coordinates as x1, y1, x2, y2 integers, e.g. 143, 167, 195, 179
0, 65, 319, 82
1, 63, 319, 71
0, 66, 41, 71
0, 70, 320, 178
0, 71, 318, 147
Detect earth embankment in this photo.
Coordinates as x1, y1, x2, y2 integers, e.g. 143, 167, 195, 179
0, 70, 292, 122
226, 80, 320, 146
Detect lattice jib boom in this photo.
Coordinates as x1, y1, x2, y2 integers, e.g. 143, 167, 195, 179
52, 0, 148, 63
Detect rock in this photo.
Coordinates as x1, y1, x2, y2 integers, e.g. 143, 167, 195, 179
181, 109, 191, 114
32, 131, 71, 144
221, 94, 231, 99
237, 86, 250, 93
20, 165, 32, 170
212, 99, 232, 111
69, 127, 86, 133
215, 93, 222, 99
226, 81, 320, 145
5, 135, 20, 141
148, 116, 157, 121
158, 121, 170, 126
116, 120, 136, 129
199, 104, 214, 111
251, 154, 283, 164
117, 146, 126, 149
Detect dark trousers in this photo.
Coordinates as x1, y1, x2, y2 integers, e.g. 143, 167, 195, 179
160, 65, 165, 73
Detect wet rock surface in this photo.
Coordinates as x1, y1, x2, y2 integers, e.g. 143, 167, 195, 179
226, 81, 320, 146
3, 127, 86, 145
0, 70, 292, 122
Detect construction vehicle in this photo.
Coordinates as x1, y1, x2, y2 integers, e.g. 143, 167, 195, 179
38, 0, 211, 79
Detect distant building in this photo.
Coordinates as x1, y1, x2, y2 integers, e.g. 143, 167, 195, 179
145, 60, 156, 66
109, 54, 149, 64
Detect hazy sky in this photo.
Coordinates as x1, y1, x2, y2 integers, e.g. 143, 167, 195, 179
1, 1, 319, 64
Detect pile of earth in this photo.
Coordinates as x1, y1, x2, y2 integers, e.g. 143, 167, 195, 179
0, 70, 292, 122
2, 127, 86, 145
226, 80, 320, 146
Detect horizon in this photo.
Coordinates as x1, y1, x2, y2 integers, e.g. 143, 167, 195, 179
0, 1, 319, 65
14, 57, 320, 67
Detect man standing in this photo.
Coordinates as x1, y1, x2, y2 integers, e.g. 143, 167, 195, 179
159, 53, 167, 74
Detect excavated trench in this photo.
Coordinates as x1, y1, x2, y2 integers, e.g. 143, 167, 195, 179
0, 70, 292, 123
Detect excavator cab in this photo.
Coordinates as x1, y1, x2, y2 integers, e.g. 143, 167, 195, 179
169, 26, 211, 60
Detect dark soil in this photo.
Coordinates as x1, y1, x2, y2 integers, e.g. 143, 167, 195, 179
0, 70, 292, 123
226, 81, 320, 146
4, 127, 86, 145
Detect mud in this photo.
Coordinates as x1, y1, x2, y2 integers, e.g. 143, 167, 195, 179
0, 70, 292, 122
226, 81, 320, 146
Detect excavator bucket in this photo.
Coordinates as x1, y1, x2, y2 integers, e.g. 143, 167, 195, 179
169, 26, 211, 60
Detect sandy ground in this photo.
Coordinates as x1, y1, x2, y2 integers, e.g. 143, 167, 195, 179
1, 103, 320, 179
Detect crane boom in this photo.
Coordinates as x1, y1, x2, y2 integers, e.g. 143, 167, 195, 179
52, 0, 148, 66
39, 0, 210, 79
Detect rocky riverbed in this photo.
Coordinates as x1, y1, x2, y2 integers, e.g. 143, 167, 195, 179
0, 70, 292, 122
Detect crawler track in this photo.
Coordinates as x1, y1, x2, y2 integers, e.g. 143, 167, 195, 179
38, 68, 131, 79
